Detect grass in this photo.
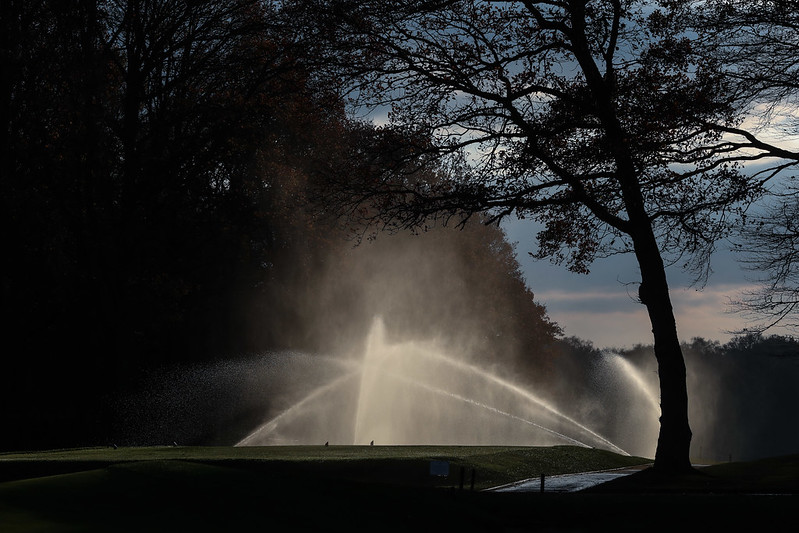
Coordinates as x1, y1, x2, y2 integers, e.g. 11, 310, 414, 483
0, 445, 796, 532
0, 444, 650, 490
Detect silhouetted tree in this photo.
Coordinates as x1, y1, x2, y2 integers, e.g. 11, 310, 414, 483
0, 0, 563, 450
1, 0, 121, 449
693, 1, 799, 159
689, 1, 799, 332
730, 197, 799, 332
295, 0, 765, 472
0, 0, 344, 450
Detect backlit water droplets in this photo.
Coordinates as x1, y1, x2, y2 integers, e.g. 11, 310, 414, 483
237, 317, 631, 455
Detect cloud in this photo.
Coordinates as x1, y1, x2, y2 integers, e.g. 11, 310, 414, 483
548, 307, 652, 348
502, 205, 779, 347
535, 287, 639, 313
671, 284, 754, 342
738, 102, 799, 150
539, 282, 761, 348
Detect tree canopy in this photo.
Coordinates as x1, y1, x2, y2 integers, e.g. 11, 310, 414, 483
301, 0, 754, 273
293, 0, 775, 472
0, 0, 561, 451
4, 0, 796, 466
688, 0, 799, 332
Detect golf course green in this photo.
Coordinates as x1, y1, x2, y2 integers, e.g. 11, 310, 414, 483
1, 445, 796, 531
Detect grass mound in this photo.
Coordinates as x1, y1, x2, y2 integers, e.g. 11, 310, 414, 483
0, 446, 795, 532
587, 453, 799, 494
0, 444, 648, 490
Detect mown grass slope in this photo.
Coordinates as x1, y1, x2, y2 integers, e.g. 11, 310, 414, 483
0, 446, 795, 532
0, 444, 650, 489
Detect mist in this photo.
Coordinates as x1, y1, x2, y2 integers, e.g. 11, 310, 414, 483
6, 1, 797, 464
115, 222, 563, 447
114, 224, 799, 462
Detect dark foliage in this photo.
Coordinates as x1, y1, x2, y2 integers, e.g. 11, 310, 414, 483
690, 1, 799, 332
0, 1, 562, 451
289, 0, 769, 471
0, 0, 316, 450
673, 335, 798, 461
544, 334, 799, 461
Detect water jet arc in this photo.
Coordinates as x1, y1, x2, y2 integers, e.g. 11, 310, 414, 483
236, 318, 630, 456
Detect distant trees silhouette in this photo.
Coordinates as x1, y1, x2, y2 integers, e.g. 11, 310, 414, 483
624, 334, 799, 461
544, 334, 799, 461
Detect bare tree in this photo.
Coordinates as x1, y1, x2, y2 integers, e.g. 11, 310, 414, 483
691, 1, 799, 331
732, 195, 799, 331
690, 1, 799, 166
295, 0, 770, 472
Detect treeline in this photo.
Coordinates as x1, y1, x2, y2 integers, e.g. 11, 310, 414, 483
2, 0, 331, 449
639, 334, 799, 461
1, 2, 560, 450
547, 334, 799, 461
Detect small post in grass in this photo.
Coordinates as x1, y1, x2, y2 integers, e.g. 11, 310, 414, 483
540, 473, 545, 493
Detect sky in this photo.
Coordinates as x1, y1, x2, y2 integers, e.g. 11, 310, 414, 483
355, 10, 799, 350
503, 217, 766, 348
498, 117, 799, 349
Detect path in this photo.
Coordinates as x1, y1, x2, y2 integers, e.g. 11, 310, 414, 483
486, 464, 652, 493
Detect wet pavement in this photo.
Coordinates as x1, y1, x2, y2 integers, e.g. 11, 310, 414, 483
487, 464, 652, 493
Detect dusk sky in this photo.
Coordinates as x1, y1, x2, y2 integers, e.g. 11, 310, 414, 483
504, 217, 769, 348
501, 114, 799, 349
366, 106, 796, 349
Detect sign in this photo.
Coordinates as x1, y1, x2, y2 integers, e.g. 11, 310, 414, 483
429, 460, 450, 477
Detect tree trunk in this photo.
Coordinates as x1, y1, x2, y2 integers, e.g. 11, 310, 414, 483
634, 234, 693, 473
568, 10, 693, 471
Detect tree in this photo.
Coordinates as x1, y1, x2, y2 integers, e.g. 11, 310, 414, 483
1, 0, 123, 449
245, 108, 562, 367
1, 0, 561, 450
691, 1, 799, 332
0, 0, 345, 450
694, 1, 799, 151
297, 0, 763, 472
731, 196, 799, 332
